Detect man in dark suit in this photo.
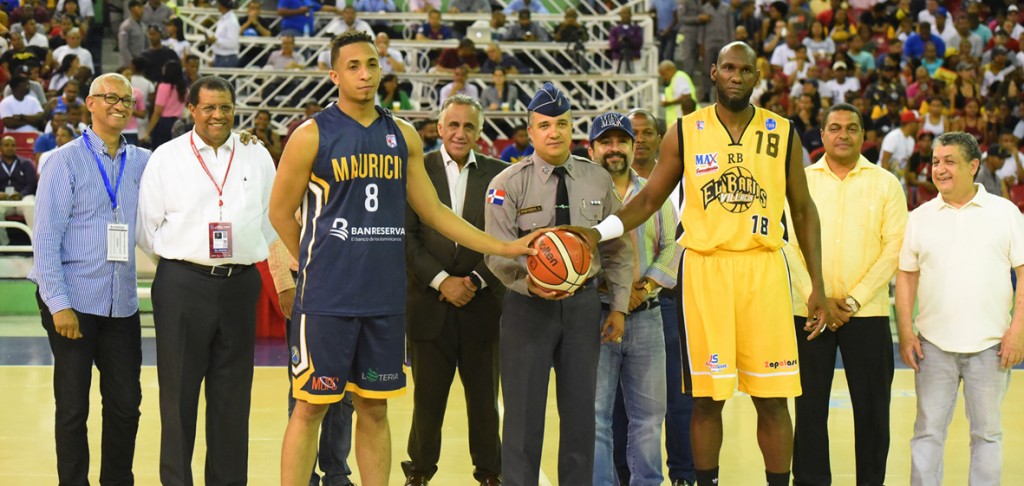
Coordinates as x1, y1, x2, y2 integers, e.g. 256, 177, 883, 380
402, 95, 507, 486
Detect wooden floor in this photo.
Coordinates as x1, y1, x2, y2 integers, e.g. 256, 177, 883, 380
2, 363, 1023, 485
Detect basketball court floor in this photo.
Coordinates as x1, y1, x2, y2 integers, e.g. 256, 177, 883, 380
1, 312, 1022, 485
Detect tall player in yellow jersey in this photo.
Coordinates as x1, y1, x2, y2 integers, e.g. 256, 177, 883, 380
583, 42, 835, 486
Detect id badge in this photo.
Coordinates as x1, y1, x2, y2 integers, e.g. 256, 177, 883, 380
209, 222, 233, 259
107, 223, 129, 262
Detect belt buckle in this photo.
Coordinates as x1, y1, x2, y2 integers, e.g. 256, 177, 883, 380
210, 265, 232, 278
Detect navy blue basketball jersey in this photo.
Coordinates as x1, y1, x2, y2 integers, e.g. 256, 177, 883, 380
296, 104, 409, 316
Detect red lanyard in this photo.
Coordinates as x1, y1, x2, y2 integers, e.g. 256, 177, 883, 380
190, 132, 235, 210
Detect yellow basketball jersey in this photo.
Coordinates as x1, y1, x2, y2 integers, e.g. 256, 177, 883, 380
679, 105, 791, 253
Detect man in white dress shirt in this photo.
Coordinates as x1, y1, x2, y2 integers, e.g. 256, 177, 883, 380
137, 75, 277, 485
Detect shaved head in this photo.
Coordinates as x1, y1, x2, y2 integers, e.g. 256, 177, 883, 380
717, 41, 757, 66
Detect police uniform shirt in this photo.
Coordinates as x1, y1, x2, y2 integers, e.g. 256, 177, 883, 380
483, 152, 634, 312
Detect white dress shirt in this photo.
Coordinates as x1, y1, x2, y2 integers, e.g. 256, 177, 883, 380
212, 11, 240, 56
428, 145, 486, 291
137, 130, 278, 266
899, 185, 1024, 353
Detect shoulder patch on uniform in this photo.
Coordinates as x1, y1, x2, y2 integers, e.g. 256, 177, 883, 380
765, 118, 777, 131
518, 205, 542, 215
487, 188, 506, 206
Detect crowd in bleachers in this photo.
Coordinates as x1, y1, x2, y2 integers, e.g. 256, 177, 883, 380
7, 0, 1024, 228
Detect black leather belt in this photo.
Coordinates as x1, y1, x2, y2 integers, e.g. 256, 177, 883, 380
601, 298, 659, 313
175, 259, 253, 278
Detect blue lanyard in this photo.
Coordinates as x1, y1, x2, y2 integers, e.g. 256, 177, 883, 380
82, 133, 126, 211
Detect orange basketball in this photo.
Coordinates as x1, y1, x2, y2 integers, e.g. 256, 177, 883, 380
527, 230, 592, 294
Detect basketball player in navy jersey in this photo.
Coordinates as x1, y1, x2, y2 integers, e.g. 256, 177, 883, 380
269, 31, 538, 486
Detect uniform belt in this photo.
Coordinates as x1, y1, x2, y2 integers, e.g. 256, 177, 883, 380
174, 259, 253, 278
601, 298, 659, 313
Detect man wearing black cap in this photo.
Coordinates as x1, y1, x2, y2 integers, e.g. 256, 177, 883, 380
584, 41, 832, 486
589, 112, 680, 486
483, 82, 633, 485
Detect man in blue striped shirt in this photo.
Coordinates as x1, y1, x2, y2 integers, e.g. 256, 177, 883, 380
28, 73, 152, 485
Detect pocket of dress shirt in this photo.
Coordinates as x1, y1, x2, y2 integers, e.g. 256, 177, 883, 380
579, 200, 604, 223
516, 211, 552, 237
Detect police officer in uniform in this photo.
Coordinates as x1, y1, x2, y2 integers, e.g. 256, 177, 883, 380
484, 82, 634, 486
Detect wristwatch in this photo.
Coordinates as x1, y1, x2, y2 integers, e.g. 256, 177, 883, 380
643, 278, 659, 295
845, 296, 860, 314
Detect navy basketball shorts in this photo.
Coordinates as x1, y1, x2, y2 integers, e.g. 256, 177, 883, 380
289, 313, 407, 404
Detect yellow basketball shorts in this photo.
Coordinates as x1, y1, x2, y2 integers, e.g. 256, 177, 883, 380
680, 248, 801, 400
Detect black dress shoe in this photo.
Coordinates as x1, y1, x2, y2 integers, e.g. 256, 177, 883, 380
479, 475, 502, 486
404, 474, 429, 486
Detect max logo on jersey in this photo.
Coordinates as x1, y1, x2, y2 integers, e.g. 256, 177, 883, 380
696, 120, 704, 131
386, 134, 397, 148
700, 166, 768, 213
694, 152, 719, 176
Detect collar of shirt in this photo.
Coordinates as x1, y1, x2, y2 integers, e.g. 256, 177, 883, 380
937, 183, 988, 210
83, 126, 128, 159
530, 153, 573, 183
440, 143, 477, 169
191, 129, 236, 162
810, 153, 873, 179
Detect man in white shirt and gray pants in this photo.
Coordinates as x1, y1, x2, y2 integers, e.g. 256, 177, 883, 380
897, 131, 1024, 486
137, 75, 276, 485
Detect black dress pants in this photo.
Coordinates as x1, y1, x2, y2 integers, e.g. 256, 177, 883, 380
404, 309, 501, 481
792, 315, 894, 486
37, 291, 142, 486
152, 259, 260, 486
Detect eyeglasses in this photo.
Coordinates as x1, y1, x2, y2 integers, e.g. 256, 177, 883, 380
195, 104, 235, 115
90, 93, 135, 108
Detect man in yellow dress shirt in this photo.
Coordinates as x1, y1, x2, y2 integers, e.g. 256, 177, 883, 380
784, 103, 909, 486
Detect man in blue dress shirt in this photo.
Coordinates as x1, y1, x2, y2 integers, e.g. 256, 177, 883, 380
29, 73, 152, 485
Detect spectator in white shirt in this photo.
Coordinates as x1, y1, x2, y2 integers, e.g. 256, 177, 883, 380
205, 0, 241, 67
822, 61, 860, 106
0, 77, 45, 134
20, 18, 48, 48
52, 28, 94, 74
879, 111, 920, 182
163, 18, 191, 60
993, 129, 1024, 184
324, 5, 375, 37
375, 32, 406, 74
917, 0, 952, 33
438, 65, 479, 105
769, 29, 800, 69
265, 35, 307, 70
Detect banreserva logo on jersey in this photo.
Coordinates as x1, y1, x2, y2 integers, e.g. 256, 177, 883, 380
329, 218, 404, 242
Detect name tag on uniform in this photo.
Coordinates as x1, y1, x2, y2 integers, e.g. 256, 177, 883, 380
107, 223, 129, 262
209, 222, 233, 259
518, 205, 542, 215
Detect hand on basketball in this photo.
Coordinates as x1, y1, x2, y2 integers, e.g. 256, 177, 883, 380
439, 276, 475, 307
601, 311, 625, 344
898, 332, 925, 372
555, 225, 600, 255
526, 275, 570, 300
278, 288, 296, 318
502, 229, 543, 259
53, 309, 82, 340
999, 326, 1024, 369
